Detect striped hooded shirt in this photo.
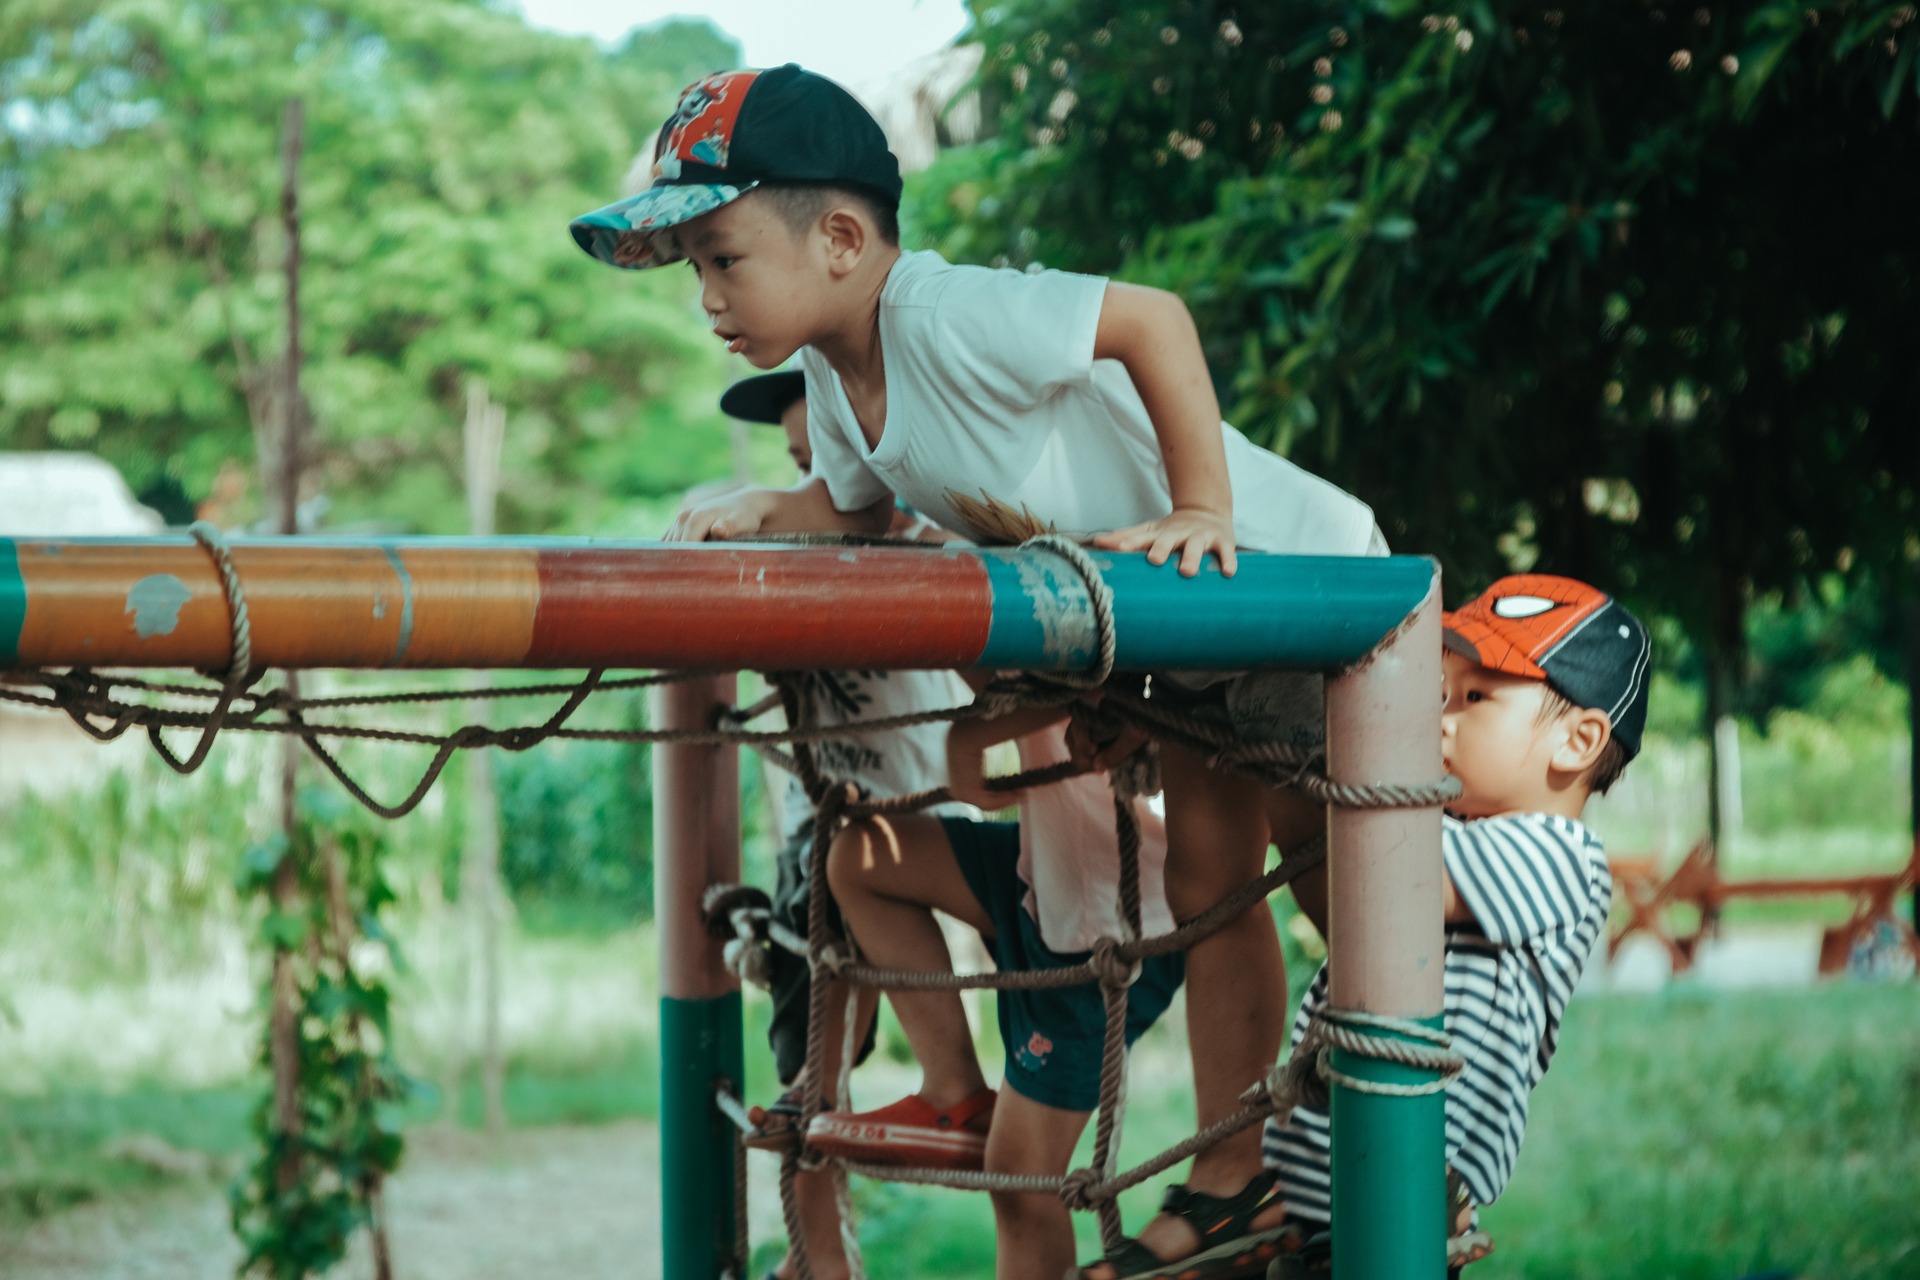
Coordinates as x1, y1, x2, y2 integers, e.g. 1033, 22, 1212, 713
1262, 812, 1612, 1220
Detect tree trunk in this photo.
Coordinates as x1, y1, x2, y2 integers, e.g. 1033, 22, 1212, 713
268, 97, 306, 1198
463, 381, 508, 1138
1701, 570, 1746, 938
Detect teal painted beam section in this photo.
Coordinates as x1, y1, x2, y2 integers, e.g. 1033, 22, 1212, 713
1329, 1014, 1449, 1280
660, 993, 746, 1280
0, 540, 21, 667
979, 551, 1435, 671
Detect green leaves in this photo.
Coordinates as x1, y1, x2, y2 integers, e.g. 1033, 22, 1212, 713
1, 0, 746, 533
231, 791, 412, 1279
933, 0, 1920, 660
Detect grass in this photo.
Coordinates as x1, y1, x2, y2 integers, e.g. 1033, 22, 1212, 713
1, 917, 1916, 1276
1481, 986, 1920, 1280
822, 985, 1920, 1280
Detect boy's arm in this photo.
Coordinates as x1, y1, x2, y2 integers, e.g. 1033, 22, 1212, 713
1088, 282, 1238, 578
668, 476, 893, 542
946, 704, 1072, 809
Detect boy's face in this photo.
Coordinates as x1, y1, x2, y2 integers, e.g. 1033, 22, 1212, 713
673, 196, 825, 370
779, 397, 811, 475
1441, 650, 1580, 819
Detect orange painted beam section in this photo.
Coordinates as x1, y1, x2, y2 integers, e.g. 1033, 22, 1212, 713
6, 540, 539, 670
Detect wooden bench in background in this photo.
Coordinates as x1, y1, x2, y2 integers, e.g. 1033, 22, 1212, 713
1608, 839, 1920, 977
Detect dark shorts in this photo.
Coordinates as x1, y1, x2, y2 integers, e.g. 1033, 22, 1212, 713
942, 817, 1185, 1113
768, 826, 877, 1086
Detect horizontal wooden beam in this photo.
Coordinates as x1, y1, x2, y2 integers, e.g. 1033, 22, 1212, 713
0, 536, 1435, 673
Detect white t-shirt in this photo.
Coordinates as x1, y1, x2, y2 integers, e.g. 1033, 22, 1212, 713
1262, 812, 1613, 1220
1012, 724, 1174, 954
779, 669, 975, 844
801, 251, 1377, 554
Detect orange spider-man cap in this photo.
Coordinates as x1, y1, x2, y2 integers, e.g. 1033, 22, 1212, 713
1443, 574, 1651, 759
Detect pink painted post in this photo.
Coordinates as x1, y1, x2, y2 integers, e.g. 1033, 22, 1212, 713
1324, 575, 1448, 1280
652, 674, 746, 1279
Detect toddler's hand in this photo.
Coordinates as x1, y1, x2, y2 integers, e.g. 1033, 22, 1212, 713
668, 490, 775, 542
1092, 506, 1237, 577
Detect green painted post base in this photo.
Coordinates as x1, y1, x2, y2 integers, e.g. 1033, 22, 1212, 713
1330, 1015, 1448, 1280
661, 992, 746, 1280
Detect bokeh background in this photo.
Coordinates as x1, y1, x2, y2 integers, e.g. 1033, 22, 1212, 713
1, 2, 1915, 1278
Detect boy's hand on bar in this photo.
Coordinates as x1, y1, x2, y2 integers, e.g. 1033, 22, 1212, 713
1093, 506, 1238, 578
667, 488, 778, 542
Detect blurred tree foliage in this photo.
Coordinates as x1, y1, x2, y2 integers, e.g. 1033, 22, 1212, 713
496, 721, 654, 922
0, 0, 744, 534
911, 0, 1920, 683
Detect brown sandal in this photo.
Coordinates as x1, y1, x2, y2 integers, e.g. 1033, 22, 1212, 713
741, 1088, 806, 1152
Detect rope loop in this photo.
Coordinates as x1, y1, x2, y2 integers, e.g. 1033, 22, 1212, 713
1249, 1046, 1331, 1115
811, 942, 855, 981
1088, 936, 1140, 991
148, 522, 255, 774
1292, 1007, 1466, 1102
1058, 1166, 1104, 1212
1016, 534, 1117, 688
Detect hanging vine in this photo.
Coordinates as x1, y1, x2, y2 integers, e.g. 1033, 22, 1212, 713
230, 785, 410, 1279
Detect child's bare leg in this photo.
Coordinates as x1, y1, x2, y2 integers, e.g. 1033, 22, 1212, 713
983, 1090, 1092, 1280
775, 980, 874, 1280
778, 1165, 852, 1280
1104, 742, 1296, 1269
825, 814, 996, 1107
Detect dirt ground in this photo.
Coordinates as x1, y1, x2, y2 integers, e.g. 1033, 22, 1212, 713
1, 1123, 665, 1280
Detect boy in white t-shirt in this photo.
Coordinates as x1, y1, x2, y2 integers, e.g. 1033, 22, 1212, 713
572, 65, 1379, 1277
812, 701, 1184, 1280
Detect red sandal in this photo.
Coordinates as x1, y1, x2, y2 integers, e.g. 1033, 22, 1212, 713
805, 1088, 997, 1169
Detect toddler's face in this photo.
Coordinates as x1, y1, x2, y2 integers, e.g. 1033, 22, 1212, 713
672, 196, 825, 370
1440, 650, 1568, 818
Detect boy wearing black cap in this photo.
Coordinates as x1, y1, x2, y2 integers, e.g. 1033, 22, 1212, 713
720, 368, 810, 474
575, 65, 1385, 1279
1264, 575, 1648, 1272
713, 370, 973, 1280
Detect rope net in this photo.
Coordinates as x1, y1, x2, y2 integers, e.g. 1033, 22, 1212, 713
0, 526, 1466, 1279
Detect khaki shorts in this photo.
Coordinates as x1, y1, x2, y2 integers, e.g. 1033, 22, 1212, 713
1151, 669, 1328, 753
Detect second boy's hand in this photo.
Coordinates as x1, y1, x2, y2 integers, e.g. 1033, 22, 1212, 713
666, 477, 892, 542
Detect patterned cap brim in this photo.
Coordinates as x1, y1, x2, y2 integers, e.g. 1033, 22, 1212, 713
568, 181, 758, 270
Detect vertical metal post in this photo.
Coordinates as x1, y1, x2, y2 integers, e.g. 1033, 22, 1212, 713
1325, 576, 1448, 1280
654, 674, 745, 1279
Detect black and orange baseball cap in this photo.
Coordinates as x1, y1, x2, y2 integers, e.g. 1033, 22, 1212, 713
569, 64, 901, 271
1443, 575, 1651, 759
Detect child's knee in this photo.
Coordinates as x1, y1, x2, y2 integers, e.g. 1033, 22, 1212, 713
824, 820, 876, 898
987, 1187, 1070, 1238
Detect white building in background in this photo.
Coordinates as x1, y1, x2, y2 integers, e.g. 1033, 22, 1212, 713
0, 453, 168, 794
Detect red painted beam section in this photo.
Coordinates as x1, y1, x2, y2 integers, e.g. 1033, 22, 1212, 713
527, 544, 994, 669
